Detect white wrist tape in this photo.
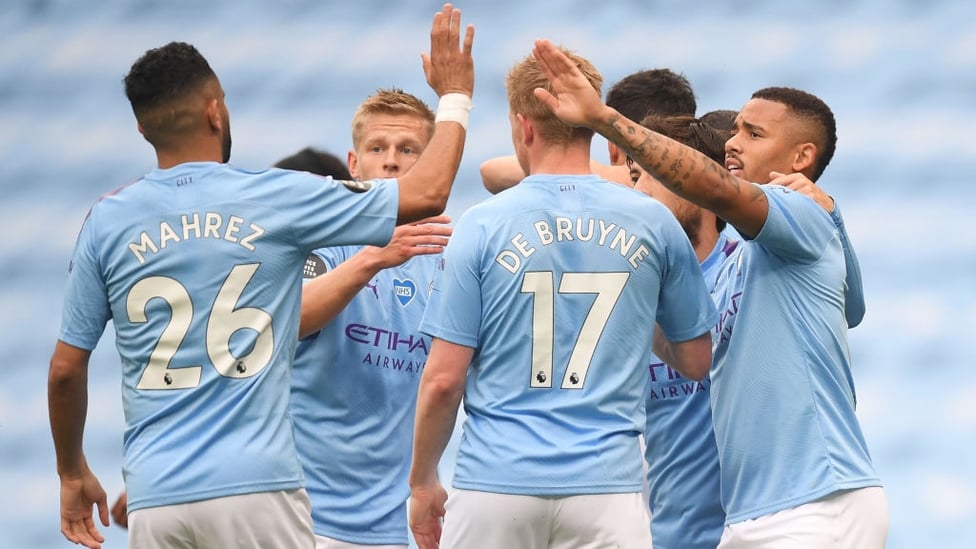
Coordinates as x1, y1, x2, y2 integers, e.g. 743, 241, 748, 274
435, 93, 472, 130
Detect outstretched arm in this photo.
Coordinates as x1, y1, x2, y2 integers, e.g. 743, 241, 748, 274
395, 4, 475, 223
49, 341, 109, 549
299, 216, 451, 338
531, 39, 768, 237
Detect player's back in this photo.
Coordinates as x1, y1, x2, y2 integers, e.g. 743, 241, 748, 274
64, 161, 397, 512
424, 174, 714, 496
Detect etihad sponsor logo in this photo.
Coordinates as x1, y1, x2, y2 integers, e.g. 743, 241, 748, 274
716, 290, 742, 344
361, 352, 425, 373
345, 323, 430, 354
647, 362, 710, 400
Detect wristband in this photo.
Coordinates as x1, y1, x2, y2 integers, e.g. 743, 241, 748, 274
435, 93, 472, 130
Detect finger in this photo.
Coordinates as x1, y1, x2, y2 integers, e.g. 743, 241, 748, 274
462, 24, 475, 56
84, 513, 106, 543
533, 39, 563, 79
97, 496, 110, 527
421, 53, 431, 79
448, 7, 460, 49
429, 7, 446, 49
409, 246, 446, 256
533, 87, 558, 111
410, 214, 452, 226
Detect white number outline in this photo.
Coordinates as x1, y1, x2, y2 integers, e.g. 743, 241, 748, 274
520, 271, 629, 389
127, 263, 274, 390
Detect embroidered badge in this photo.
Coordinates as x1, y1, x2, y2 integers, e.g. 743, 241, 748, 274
393, 278, 416, 306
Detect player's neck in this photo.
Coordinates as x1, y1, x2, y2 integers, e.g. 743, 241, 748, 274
694, 217, 721, 262
155, 139, 225, 169
526, 142, 592, 175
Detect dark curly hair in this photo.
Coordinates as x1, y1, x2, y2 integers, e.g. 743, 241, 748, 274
124, 42, 216, 116
606, 68, 696, 122
274, 147, 352, 180
751, 87, 836, 181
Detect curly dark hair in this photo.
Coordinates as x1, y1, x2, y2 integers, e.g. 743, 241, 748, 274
751, 87, 836, 181
274, 147, 352, 180
606, 68, 696, 122
123, 41, 216, 116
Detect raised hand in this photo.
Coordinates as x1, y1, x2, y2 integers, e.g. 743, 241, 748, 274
423, 4, 475, 98
531, 39, 605, 129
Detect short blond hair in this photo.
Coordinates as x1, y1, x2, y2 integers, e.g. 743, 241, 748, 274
351, 88, 435, 150
506, 47, 602, 145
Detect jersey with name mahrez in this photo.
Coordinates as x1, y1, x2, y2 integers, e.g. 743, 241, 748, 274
644, 232, 739, 549
291, 248, 439, 545
58, 162, 398, 512
420, 174, 717, 495
709, 184, 881, 524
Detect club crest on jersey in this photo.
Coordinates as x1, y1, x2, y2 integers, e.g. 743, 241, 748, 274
393, 278, 417, 306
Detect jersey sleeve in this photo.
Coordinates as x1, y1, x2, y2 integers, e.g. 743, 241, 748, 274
830, 203, 866, 328
58, 208, 112, 350
752, 185, 837, 264
655, 218, 719, 343
419, 213, 483, 349
284, 172, 399, 252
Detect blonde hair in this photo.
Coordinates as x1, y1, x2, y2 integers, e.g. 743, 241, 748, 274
506, 47, 603, 145
351, 88, 435, 149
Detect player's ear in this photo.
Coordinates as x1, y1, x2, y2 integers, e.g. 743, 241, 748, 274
607, 142, 624, 165
517, 113, 534, 147
792, 142, 817, 176
205, 98, 222, 133
347, 150, 360, 180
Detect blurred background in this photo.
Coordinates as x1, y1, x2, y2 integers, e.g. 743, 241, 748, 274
2, 0, 974, 547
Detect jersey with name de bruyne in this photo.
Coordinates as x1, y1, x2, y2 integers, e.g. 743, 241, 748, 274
420, 174, 717, 495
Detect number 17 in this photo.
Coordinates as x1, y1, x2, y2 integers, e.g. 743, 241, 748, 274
520, 271, 629, 389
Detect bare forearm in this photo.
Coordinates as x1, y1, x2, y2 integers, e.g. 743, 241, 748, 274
594, 107, 767, 236
652, 329, 712, 382
410, 377, 463, 487
396, 122, 466, 223
299, 252, 383, 338
48, 347, 90, 477
480, 155, 525, 194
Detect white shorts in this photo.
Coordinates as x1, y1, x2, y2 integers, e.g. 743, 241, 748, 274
718, 486, 889, 549
314, 535, 406, 549
128, 489, 314, 549
439, 488, 651, 549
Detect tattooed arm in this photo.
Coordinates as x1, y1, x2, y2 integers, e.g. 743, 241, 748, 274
531, 39, 769, 237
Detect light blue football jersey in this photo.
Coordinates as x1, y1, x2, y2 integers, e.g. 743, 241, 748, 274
830, 204, 865, 328
644, 233, 739, 549
420, 174, 717, 495
709, 184, 881, 524
291, 247, 439, 545
58, 162, 398, 512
